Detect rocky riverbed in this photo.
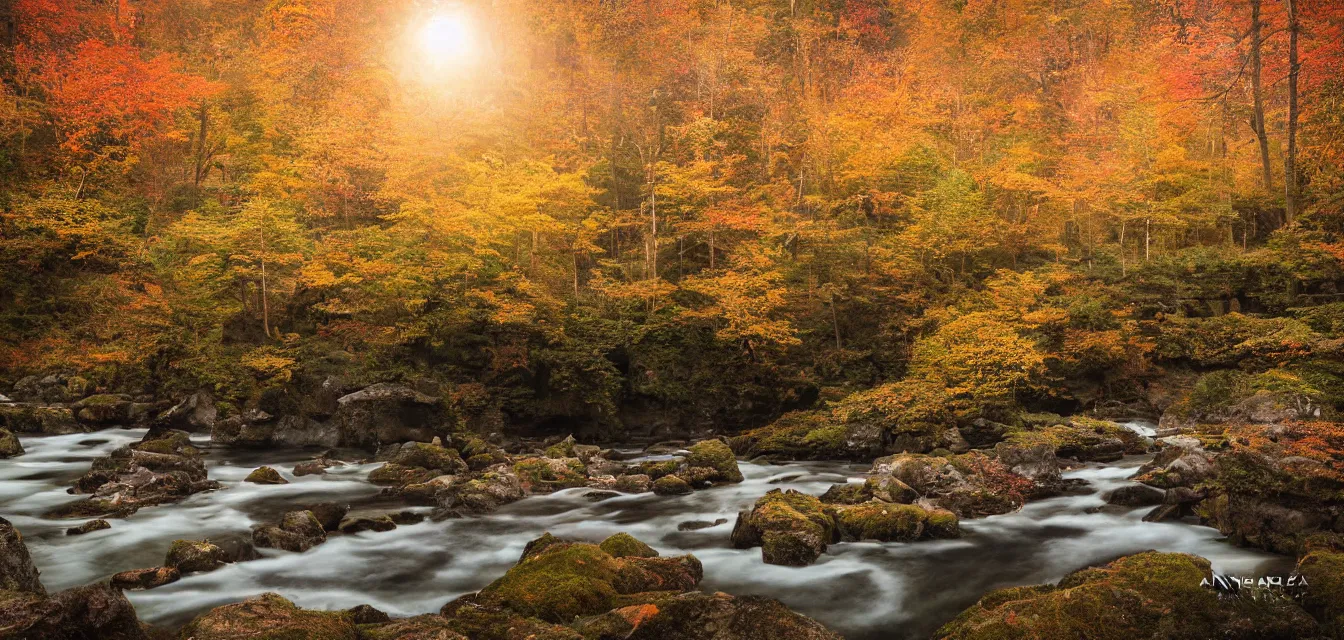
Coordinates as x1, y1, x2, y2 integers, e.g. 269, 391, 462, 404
0, 422, 1295, 639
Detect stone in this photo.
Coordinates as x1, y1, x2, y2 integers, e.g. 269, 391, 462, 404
0, 428, 23, 458
346, 604, 391, 624
307, 502, 350, 532
110, 566, 180, 590
293, 461, 327, 476
0, 582, 148, 639
614, 474, 653, 493
731, 489, 837, 566
1104, 484, 1166, 507
244, 466, 287, 485
1, 517, 45, 595
683, 439, 744, 483
65, 519, 110, 536
652, 474, 693, 496
677, 519, 728, 531
165, 539, 226, 574
158, 390, 217, 432
600, 532, 659, 558
179, 592, 358, 640
253, 510, 327, 552
333, 383, 449, 450
0, 404, 82, 435
578, 591, 843, 640
338, 516, 397, 534
72, 394, 132, 425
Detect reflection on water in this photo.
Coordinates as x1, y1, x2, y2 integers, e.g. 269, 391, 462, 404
0, 425, 1291, 639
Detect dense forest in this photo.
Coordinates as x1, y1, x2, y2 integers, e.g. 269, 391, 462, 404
2, 1, 1344, 639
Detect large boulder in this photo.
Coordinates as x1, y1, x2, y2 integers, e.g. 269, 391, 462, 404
833, 501, 959, 542
682, 440, 744, 483
453, 533, 703, 624
358, 614, 468, 640
178, 592, 357, 639
158, 390, 217, 432
0, 582, 148, 640
934, 551, 1320, 639
1295, 545, 1344, 635
165, 539, 226, 574
730, 489, 837, 566
332, 383, 450, 450
871, 451, 1034, 518
1000, 418, 1147, 463
1, 517, 45, 595
71, 394, 133, 425
0, 404, 83, 435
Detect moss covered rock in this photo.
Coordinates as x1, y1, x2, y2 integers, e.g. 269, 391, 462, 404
731, 489, 837, 566
244, 466, 288, 485
65, 519, 110, 536
1296, 547, 1344, 635
0, 583, 147, 639
683, 440, 743, 483
252, 510, 327, 552
600, 533, 658, 558
179, 592, 358, 639
833, 502, 959, 542
871, 452, 1033, 518
0, 429, 22, 458
471, 534, 701, 624
357, 614, 467, 639
0, 404, 82, 435
439, 593, 583, 640
165, 539, 225, 574
652, 475, 692, 496
110, 566, 179, 590
614, 474, 653, 493
1002, 418, 1146, 463
935, 551, 1319, 639
573, 591, 843, 640
514, 457, 588, 493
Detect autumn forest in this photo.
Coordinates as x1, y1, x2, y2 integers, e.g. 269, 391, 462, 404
1, 0, 1343, 639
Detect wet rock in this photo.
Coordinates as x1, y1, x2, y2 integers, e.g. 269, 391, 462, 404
513, 457, 587, 493
991, 441, 1061, 486
652, 475, 693, 496
65, 519, 110, 536
433, 469, 525, 515
1, 517, 45, 595
870, 451, 1033, 518
252, 510, 327, 552
933, 551, 1320, 639
1000, 418, 1146, 463
731, 489, 837, 566
614, 474, 653, 493
600, 532, 658, 558
370, 442, 467, 488
0, 428, 24, 458
576, 591, 843, 640
306, 502, 350, 532
833, 501, 960, 542
0, 404, 83, 434
1104, 484, 1166, 507
338, 515, 397, 534
1142, 504, 1183, 522
179, 592, 357, 639
1295, 546, 1344, 634
165, 539, 225, 574
461, 533, 702, 623
346, 603, 391, 624
683, 439, 744, 483
0, 582, 148, 640
293, 461, 327, 476
71, 394, 132, 425
677, 518, 728, 531
583, 490, 621, 501
439, 593, 583, 640
388, 510, 425, 525
819, 476, 918, 505
53, 430, 217, 518
244, 466, 288, 484
110, 566, 180, 590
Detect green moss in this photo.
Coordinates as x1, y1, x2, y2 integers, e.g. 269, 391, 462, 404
935, 551, 1320, 639
835, 502, 929, 542
481, 543, 623, 622
392, 442, 465, 472
134, 430, 198, 456
630, 459, 679, 480
925, 508, 961, 539
0, 430, 22, 458
600, 533, 659, 558
544, 436, 577, 459
357, 614, 466, 640
1296, 549, 1344, 634
513, 457, 587, 491
244, 466, 288, 484
652, 475, 692, 495
165, 539, 224, 573
683, 440, 743, 483
179, 592, 358, 640
368, 463, 436, 487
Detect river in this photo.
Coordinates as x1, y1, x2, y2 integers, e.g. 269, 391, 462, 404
0, 424, 1292, 639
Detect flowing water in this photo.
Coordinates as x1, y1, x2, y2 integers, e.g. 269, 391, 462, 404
0, 424, 1293, 639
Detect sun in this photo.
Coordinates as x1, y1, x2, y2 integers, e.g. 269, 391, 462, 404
417, 10, 478, 65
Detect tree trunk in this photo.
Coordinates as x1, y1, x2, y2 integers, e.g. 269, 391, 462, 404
260, 223, 271, 339
1119, 219, 1126, 277
1249, 0, 1273, 193
1284, 0, 1300, 224
829, 297, 842, 351
193, 102, 209, 186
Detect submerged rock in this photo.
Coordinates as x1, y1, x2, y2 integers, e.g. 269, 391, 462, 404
934, 551, 1320, 639
179, 592, 357, 640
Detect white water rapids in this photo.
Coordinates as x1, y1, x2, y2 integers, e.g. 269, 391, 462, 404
0, 423, 1291, 639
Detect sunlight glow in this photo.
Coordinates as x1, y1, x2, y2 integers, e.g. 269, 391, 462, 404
417, 11, 478, 65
